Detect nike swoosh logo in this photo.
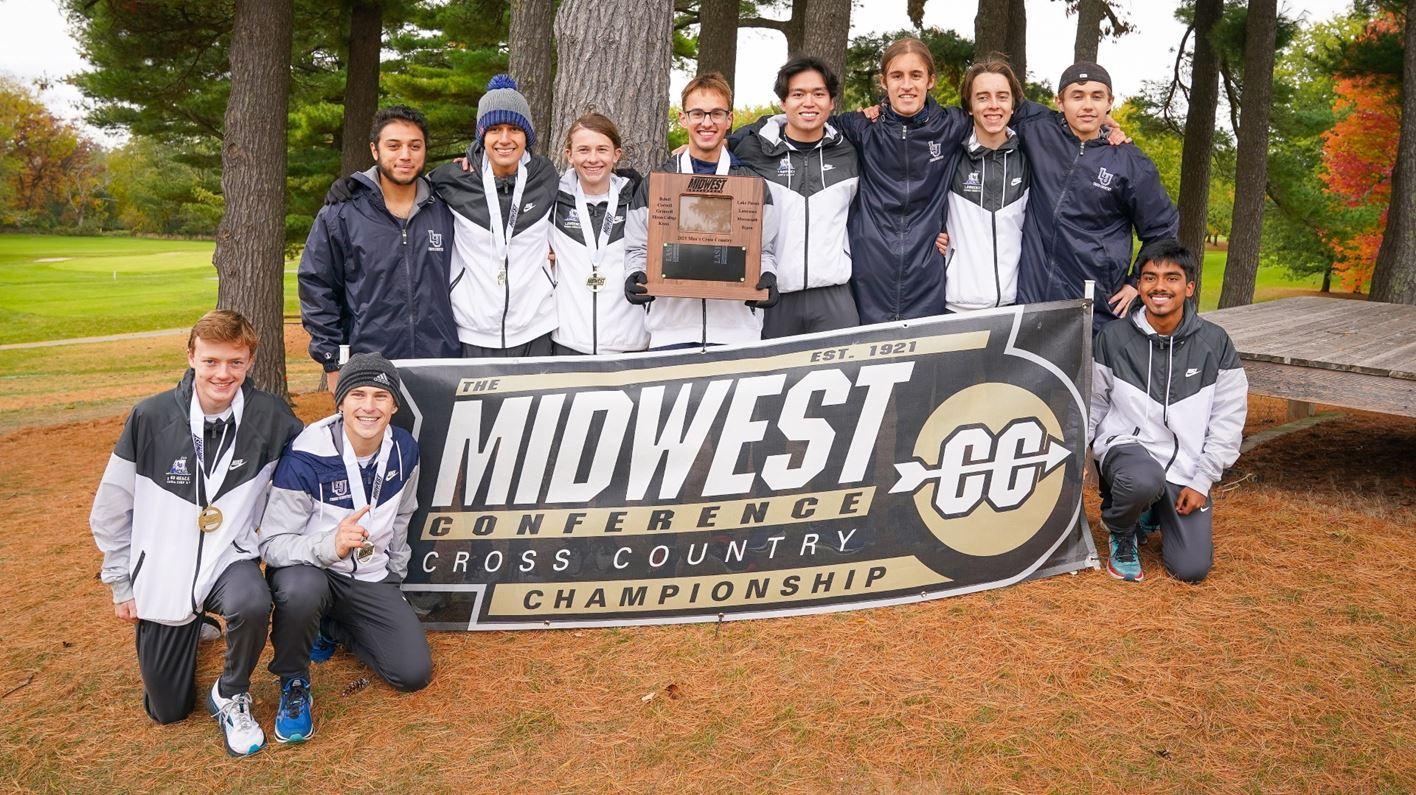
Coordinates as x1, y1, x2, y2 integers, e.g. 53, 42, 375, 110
1199, 506, 1211, 512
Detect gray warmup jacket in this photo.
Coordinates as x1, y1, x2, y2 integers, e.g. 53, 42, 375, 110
1090, 305, 1248, 496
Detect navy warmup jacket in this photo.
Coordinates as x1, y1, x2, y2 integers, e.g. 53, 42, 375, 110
1012, 101, 1179, 330
832, 97, 971, 324
299, 169, 461, 371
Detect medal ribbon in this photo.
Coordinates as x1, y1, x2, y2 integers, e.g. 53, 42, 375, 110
339, 421, 395, 554
482, 154, 529, 282
573, 175, 623, 271
188, 388, 244, 510
676, 150, 733, 176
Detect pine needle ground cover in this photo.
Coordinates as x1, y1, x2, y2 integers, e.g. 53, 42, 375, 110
0, 325, 1410, 791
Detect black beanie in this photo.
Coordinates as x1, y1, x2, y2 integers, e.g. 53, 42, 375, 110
335, 352, 402, 408
1057, 62, 1112, 95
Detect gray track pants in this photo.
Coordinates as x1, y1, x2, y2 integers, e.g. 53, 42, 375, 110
267, 565, 432, 692
134, 559, 270, 724
763, 283, 860, 339
1098, 443, 1214, 583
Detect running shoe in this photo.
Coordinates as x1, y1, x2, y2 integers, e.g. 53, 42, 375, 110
207, 682, 265, 757
1107, 530, 1145, 582
274, 677, 314, 743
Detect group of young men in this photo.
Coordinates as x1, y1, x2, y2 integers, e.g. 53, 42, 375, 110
89, 44, 1250, 755
91, 313, 429, 755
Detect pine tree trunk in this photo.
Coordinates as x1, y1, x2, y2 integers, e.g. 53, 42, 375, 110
1369, 0, 1416, 305
785, 0, 808, 55
1177, 0, 1222, 298
1217, 0, 1277, 309
1073, 0, 1106, 63
339, 1, 382, 177
552, 0, 671, 174
976, 0, 1025, 77
214, 0, 293, 396
974, 0, 1009, 62
1004, 0, 1026, 80
696, 0, 740, 89
800, 0, 852, 82
510, 0, 555, 156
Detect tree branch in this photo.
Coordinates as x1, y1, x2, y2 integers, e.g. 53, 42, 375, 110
739, 15, 790, 33
1163, 22, 1195, 133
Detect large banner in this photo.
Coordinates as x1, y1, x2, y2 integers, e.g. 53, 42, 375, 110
394, 300, 1098, 630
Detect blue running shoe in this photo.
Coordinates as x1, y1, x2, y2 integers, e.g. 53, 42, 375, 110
1107, 530, 1144, 582
274, 677, 314, 743
309, 627, 338, 663
1137, 504, 1161, 547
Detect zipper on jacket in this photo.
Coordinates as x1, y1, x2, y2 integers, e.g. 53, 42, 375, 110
1046, 138, 1089, 291
994, 151, 1005, 306
896, 124, 909, 320
131, 550, 146, 586
803, 193, 811, 290
700, 299, 708, 348
402, 223, 417, 351
501, 256, 510, 349
190, 527, 206, 615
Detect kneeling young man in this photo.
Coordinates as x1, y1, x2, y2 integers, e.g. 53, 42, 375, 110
1090, 240, 1247, 583
90, 310, 303, 756
260, 353, 431, 743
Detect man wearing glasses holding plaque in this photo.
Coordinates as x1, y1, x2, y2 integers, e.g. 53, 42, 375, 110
89, 310, 303, 757
624, 73, 781, 349
260, 353, 431, 744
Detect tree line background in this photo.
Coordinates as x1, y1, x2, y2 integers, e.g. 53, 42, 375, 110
0, 0, 1412, 391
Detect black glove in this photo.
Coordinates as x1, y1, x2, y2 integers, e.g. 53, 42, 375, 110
625, 271, 654, 305
746, 271, 779, 309
322, 175, 360, 206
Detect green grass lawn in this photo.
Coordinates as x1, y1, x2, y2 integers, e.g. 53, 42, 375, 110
1196, 248, 1326, 312
0, 233, 1327, 346
0, 233, 300, 345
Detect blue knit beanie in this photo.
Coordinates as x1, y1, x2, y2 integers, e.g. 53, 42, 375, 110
477, 74, 536, 150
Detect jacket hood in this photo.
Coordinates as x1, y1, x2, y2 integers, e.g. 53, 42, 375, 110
1127, 302, 1203, 346
881, 95, 943, 128
556, 167, 630, 196
351, 167, 433, 207
173, 368, 256, 413
1055, 115, 1113, 149
752, 114, 845, 156
962, 128, 1021, 160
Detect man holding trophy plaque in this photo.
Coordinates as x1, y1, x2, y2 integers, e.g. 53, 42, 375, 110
624, 72, 781, 350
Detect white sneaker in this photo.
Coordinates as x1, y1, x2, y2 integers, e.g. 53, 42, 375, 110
207, 681, 265, 757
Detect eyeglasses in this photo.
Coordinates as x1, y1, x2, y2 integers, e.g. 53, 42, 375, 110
683, 109, 731, 124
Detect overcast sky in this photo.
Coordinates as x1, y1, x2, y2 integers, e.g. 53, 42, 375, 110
1, 0, 1356, 144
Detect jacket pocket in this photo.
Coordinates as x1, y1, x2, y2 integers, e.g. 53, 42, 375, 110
130, 550, 147, 586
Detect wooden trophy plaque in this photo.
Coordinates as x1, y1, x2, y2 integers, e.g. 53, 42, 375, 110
645, 172, 767, 301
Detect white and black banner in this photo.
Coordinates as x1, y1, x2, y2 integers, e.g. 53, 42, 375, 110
395, 300, 1098, 630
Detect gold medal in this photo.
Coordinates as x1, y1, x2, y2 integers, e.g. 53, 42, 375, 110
357, 541, 375, 562
198, 505, 223, 533
586, 271, 606, 292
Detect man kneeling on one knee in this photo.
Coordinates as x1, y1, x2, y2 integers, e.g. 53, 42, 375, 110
1089, 239, 1248, 583
260, 353, 432, 743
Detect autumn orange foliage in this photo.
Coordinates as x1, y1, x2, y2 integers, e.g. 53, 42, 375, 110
1320, 22, 1400, 292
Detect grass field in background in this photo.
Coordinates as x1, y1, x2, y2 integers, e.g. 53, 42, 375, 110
0, 234, 300, 345
0, 234, 1331, 346
1197, 249, 1327, 311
